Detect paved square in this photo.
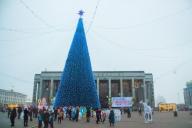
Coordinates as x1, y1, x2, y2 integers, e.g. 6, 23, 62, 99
0, 111, 191, 128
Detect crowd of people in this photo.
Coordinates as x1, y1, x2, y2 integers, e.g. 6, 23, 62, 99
7, 106, 38, 127
6, 105, 118, 128
5, 104, 157, 127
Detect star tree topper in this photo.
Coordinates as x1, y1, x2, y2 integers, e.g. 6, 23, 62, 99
78, 10, 84, 17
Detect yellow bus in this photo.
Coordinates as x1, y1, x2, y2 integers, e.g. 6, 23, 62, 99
159, 103, 177, 112
7, 104, 18, 109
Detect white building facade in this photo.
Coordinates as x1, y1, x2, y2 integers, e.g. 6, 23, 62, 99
0, 89, 27, 105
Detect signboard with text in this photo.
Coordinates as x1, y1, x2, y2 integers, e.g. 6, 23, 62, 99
112, 97, 132, 107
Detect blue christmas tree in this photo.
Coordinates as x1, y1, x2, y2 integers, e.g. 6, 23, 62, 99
54, 16, 100, 108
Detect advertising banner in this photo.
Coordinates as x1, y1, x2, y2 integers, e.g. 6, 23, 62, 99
112, 97, 132, 107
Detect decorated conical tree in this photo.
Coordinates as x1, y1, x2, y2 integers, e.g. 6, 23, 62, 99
54, 14, 100, 108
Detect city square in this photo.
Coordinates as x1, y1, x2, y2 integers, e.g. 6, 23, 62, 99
1, 0, 192, 128
0, 111, 191, 128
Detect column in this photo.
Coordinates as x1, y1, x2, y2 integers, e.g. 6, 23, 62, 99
131, 78, 135, 98
97, 78, 99, 96
32, 82, 37, 103
39, 79, 43, 99
35, 82, 39, 103
50, 79, 54, 98
120, 79, 123, 97
143, 79, 147, 102
109, 78, 111, 97
37, 82, 40, 100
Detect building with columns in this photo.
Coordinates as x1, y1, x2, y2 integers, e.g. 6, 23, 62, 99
33, 71, 154, 107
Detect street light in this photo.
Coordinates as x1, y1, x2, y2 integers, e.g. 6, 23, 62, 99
106, 96, 112, 107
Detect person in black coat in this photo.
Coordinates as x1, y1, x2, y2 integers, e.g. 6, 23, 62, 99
96, 108, 101, 124
24, 108, 29, 127
109, 110, 115, 127
28, 108, 33, 121
44, 110, 50, 128
75, 106, 79, 122
10, 108, 17, 127
127, 107, 131, 118
54, 108, 57, 121
138, 107, 142, 116
8, 107, 11, 118
86, 107, 91, 122
17, 107, 22, 119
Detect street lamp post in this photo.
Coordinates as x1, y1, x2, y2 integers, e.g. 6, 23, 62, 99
106, 96, 112, 108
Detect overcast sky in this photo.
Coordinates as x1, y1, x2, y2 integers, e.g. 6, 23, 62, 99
0, 0, 192, 104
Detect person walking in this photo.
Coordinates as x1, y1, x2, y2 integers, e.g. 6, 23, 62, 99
127, 107, 131, 118
44, 110, 50, 128
96, 108, 101, 124
41, 110, 45, 127
17, 106, 22, 119
138, 107, 142, 116
173, 108, 178, 117
28, 108, 33, 121
37, 110, 43, 128
54, 108, 57, 121
10, 108, 17, 127
120, 107, 123, 115
49, 112, 54, 128
109, 109, 115, 127
75, 106, 79, 122
8, 107, 11, 118
57, 109, 62, 124
86, 107, 91, 122
61, 109, 64, 121
23, 108, 29, 127
33, 107, 38, 118
101, 110, 106, 123
71, 107, 76, 121
68, 106, 72, 120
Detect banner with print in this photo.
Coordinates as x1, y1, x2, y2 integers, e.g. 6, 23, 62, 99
112, 97, 133, 107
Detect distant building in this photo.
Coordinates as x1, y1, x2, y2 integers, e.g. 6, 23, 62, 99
156, 96, 166, 107
177, 104, 188, 111
184, 81, 192, 109
33, 71, 155, 107
0, 89, 27, 105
